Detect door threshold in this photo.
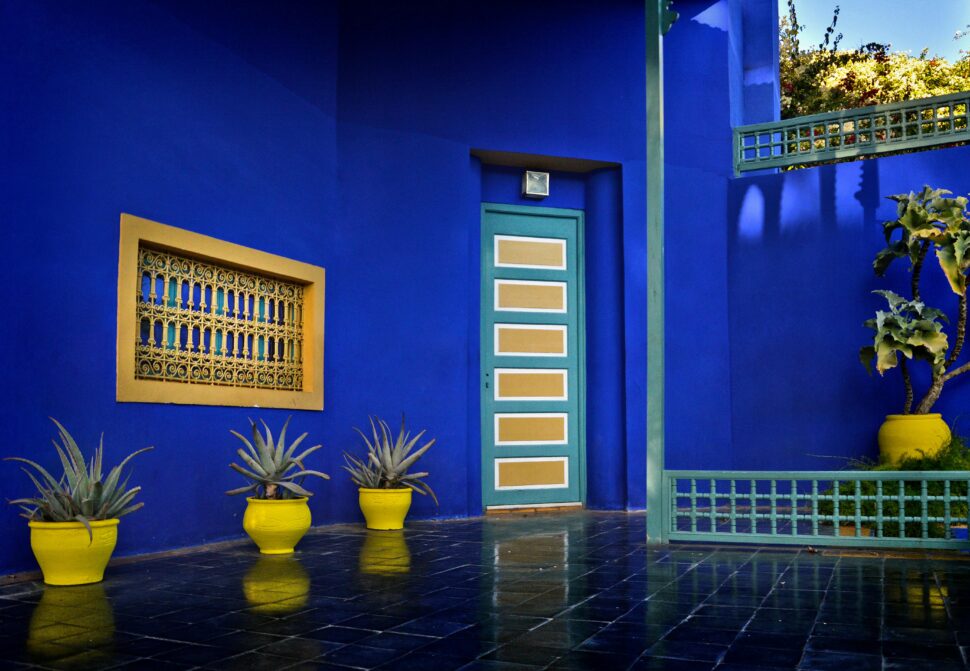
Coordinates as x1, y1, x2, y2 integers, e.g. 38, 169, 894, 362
486, 502, 583, 515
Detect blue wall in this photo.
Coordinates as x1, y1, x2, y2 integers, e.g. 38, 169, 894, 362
1, 0, 660, 575
728, 147, 970, 469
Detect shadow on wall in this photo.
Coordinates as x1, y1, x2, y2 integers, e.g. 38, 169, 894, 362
728, 159, 891, 471
728, 147, 970, 471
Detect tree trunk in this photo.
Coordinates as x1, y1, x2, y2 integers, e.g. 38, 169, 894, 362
901, 358, 913, 414
945, 291, 967, 369
915, 374, 944, 414
912, 240, 930, 302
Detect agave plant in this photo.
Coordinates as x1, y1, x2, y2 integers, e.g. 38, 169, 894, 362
5, 419, 153, 539
342, 415, 438, 505
227, 417, 329, 499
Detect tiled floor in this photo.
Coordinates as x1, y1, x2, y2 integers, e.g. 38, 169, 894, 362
1, 512, 969, 670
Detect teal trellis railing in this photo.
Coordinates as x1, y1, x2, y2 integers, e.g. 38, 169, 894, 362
734, 90, 970, 174
665, 470, 970, 550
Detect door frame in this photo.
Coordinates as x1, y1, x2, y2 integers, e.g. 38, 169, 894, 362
479, 202, 587, 509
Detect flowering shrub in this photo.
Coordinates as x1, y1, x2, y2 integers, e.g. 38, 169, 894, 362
781, 1, 970, 119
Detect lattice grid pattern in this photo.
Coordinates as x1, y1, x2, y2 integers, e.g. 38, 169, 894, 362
135, 245, 305, 391
735, 90, 970, 173
666, 470, 970, 549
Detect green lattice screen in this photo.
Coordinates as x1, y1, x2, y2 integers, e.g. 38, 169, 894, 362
735, 90, 970, 173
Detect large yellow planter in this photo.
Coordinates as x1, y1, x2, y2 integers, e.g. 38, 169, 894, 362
358, 488, 412, 530
243, 497, 311, 554
29, 519, 119, 586
878, 413, 951, 464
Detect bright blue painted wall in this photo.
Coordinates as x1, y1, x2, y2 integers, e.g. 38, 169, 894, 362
1, 0, 658, 575
728, 146, 970, 468
0, 0, 343, 576
335, 0, 652, 513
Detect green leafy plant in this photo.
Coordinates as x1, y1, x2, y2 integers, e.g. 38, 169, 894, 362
820, 436, 970, 538
781, 0, 970, 119
861, 186, 970, 413
342, 416, 438, 505
226, 417, 329, 499
4, 419, 153, 539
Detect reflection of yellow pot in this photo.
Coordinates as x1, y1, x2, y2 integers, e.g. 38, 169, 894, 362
243, 556, 310, 615
358, 488, 412, 530
243, 497, 311, 554
28, 584, 114, 660
878, 414, 951, 464
29, 519, 119, 586
359, 530, 411, 575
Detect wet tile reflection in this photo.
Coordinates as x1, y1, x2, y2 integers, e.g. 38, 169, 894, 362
0, 513, 968, 669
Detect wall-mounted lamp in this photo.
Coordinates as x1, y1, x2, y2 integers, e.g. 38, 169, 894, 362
522, 170, 550, 199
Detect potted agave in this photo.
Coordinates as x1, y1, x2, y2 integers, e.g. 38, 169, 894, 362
860, 187, 970, 463
5, 419, 152, 585
343, 415, 437, 530
226, 417, 329, 554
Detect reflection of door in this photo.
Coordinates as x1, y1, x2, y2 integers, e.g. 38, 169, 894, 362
481, 203, 585, 508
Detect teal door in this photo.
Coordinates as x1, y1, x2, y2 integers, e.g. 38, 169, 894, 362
481, 203, 585, 508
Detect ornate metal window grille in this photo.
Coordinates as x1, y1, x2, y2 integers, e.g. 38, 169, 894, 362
135, 245, 305, 391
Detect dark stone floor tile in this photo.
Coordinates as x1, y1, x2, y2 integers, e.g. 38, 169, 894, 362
356, 631, 431, 653
205, 651, 297, 670
796, 650, 881, 671
882, 639, 964, 662
456, 660, 541, 671
478, 643, 564, 666
663, 623, 739, 646
722, 641, 803, 668
256, 635, 336, 660
390, 618, 471, 638
806, 635, 881, 656
627, 654, 716, 670
378, 650, 468, 671
645, 639, 727, 663
321, 643, 405, 668
547, 649, 650, 670
152, 642, 238, 666
735, 631, 808, 650
0, 514, 966, 671
303, 625, 378, 644
883, 659, 967, 671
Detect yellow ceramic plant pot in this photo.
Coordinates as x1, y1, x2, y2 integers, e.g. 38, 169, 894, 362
243, 497, 311, 555
29, 519, 119, 586
878, 413, 951, 464
358, 488, 412, 530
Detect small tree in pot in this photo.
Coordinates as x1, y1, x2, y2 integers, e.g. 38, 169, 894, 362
861, 186, 970, 461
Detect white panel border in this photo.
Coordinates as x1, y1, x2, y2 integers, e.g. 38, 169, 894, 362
494, 323, 567, 357
494, 412, 569, 446
494, 368, 568, 401
494, 234, 567, 270
494, 279, 567, 314
495, 457, 569, 490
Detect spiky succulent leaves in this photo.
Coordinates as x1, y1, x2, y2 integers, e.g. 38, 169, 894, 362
341, 452, 381, 488
226, 416, 328, 499
345, 415, 438, 506
860, 291, 949, 377
4, 419, 152, 541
